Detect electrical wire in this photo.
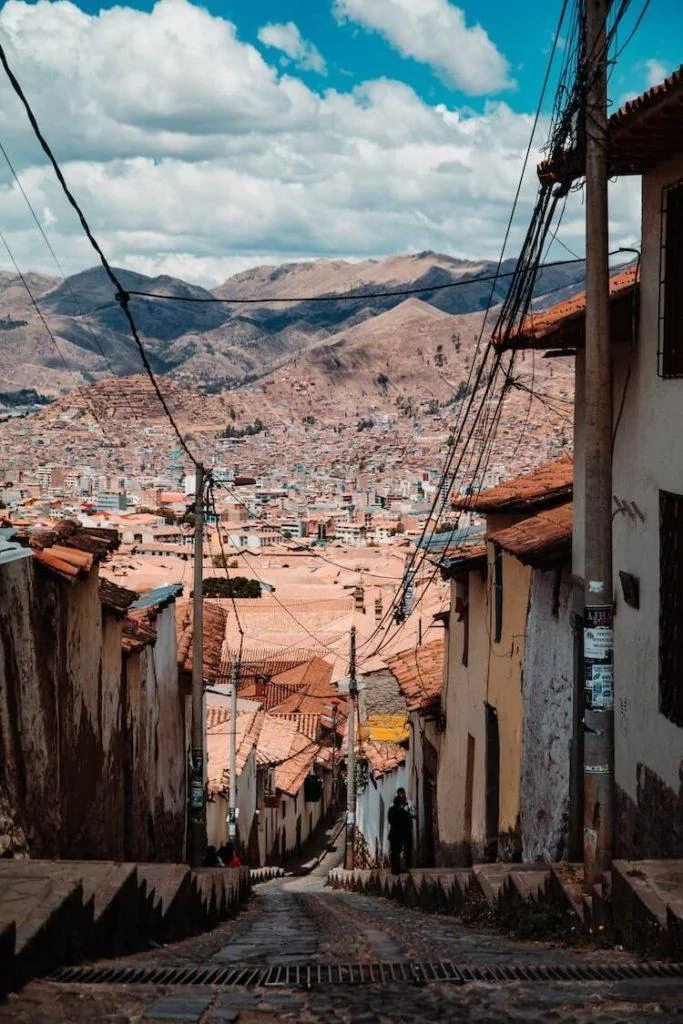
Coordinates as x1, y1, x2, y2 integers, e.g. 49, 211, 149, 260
0, 41, 202, 470
122, 257, 586, 306
0, 136, 143, 427
0, 229, 127, 469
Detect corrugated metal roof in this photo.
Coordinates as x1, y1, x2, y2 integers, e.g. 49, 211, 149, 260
131, 582, 184, 609
0, 536, 33, 567
415, 524, 485, 551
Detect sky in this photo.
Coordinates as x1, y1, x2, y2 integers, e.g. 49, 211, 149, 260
0, 0, 678, 286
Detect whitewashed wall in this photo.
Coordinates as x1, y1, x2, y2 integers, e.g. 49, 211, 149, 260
520, 565, 573, 862
356, 764, 408, 866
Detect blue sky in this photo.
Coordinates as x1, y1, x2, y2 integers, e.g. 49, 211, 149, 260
58, 0, 680, 114
0, 0, 677, 284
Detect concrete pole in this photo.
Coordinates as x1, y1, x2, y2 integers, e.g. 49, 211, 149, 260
582, 0, 614, 885
344, 626, 358, 870
190, 463, 206, 866
228, 655, 238, 842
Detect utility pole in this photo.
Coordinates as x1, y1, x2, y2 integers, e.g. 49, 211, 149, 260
189, 463, 206, 866
331, 701, 339, 813
582, 0, 614, 885
344, 626, 358, 870
228, 655, 239, 843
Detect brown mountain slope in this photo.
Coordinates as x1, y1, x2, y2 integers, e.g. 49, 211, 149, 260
221, 299, 487, 426
41, 374, 228, 426
214, 252, 487, 303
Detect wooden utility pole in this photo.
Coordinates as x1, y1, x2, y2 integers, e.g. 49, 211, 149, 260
344, 627, 358, 870
189, 464, 206, 866
331, 701, 339, 813
582, 0, 614, 885
228, 655, 239, 842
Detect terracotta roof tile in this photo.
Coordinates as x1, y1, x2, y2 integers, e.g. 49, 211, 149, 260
175, 598, 228, 683
488, 502, 572, 568
122, 609, 157, 652
387, 638, 444, 713
498, 268, 638, 352
269, 656, 333, 692
268, 712, 322, 741
361, 738, 406, 777
100, 578, 138, 613
206, 709, 265, 795
452, 457, 573, 514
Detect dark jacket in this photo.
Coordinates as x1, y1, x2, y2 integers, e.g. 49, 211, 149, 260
388, 799, 412, 843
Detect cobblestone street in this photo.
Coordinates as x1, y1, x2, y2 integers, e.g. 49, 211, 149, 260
2, 841, 683, 1024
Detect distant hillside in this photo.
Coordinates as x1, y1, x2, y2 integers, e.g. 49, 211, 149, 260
0, 251, 586, 408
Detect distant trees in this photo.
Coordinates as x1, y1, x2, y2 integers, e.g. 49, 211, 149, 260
213, 555, 240, 569
202, 577, 261, 599
221, 418, 264, 438
0, 316, 28, 331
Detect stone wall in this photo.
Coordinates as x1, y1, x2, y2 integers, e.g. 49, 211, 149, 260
0, 557, 186, 861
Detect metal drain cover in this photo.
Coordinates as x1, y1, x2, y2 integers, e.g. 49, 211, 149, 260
49, 960, 683, 988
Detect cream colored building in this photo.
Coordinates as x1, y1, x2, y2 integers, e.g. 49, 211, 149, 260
500, 70, 683, 857
438, 463, 574, 865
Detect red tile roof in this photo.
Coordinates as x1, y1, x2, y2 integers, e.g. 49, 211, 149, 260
538, 65, 683, 183
175, 599, 228, 683
361, 738, 406, 777
269, 656, 333, 693
206, 709, 265, 795
498, 268, 638, 352
122, 609, 158, 652
387, 638, 444, 713
100, 578, 138, 613
488, 502, 572, 568
452, 457, 573, 514
20, 520, 119, 581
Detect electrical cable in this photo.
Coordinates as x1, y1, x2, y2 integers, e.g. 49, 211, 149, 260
0, 229, 127, 469
0, 136, 142, 427
0, 41, 202, 470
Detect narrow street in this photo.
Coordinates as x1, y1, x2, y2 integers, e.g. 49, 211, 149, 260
2, 834, 682, 1023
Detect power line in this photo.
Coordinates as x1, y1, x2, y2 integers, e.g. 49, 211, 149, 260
0, 41, 201, 470
0, 229, 126, 468
0, 136, 144, 427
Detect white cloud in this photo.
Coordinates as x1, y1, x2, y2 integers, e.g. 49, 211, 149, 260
0, 0, 638, 287
258, 21, 327, 75
333, 0, 513, 95
644, 58, 667, 87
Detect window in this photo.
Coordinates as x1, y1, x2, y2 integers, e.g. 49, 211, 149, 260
660, 490, 683, 726
493, 545, 503, 643
659, 180, 683, 377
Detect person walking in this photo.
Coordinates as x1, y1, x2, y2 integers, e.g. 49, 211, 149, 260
388, 789, 413, 874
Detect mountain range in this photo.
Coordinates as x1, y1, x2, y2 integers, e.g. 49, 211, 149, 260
0, 251, 585, 419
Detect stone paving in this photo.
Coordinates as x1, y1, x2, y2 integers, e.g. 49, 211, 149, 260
2, 838, 683, 1023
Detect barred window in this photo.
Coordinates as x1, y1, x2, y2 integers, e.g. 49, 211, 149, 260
659, 180, 683, 378
659, 490, 683, 726
493, 545, 503, 643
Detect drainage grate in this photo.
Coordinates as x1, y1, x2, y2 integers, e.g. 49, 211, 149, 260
49, 960, 683, 988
